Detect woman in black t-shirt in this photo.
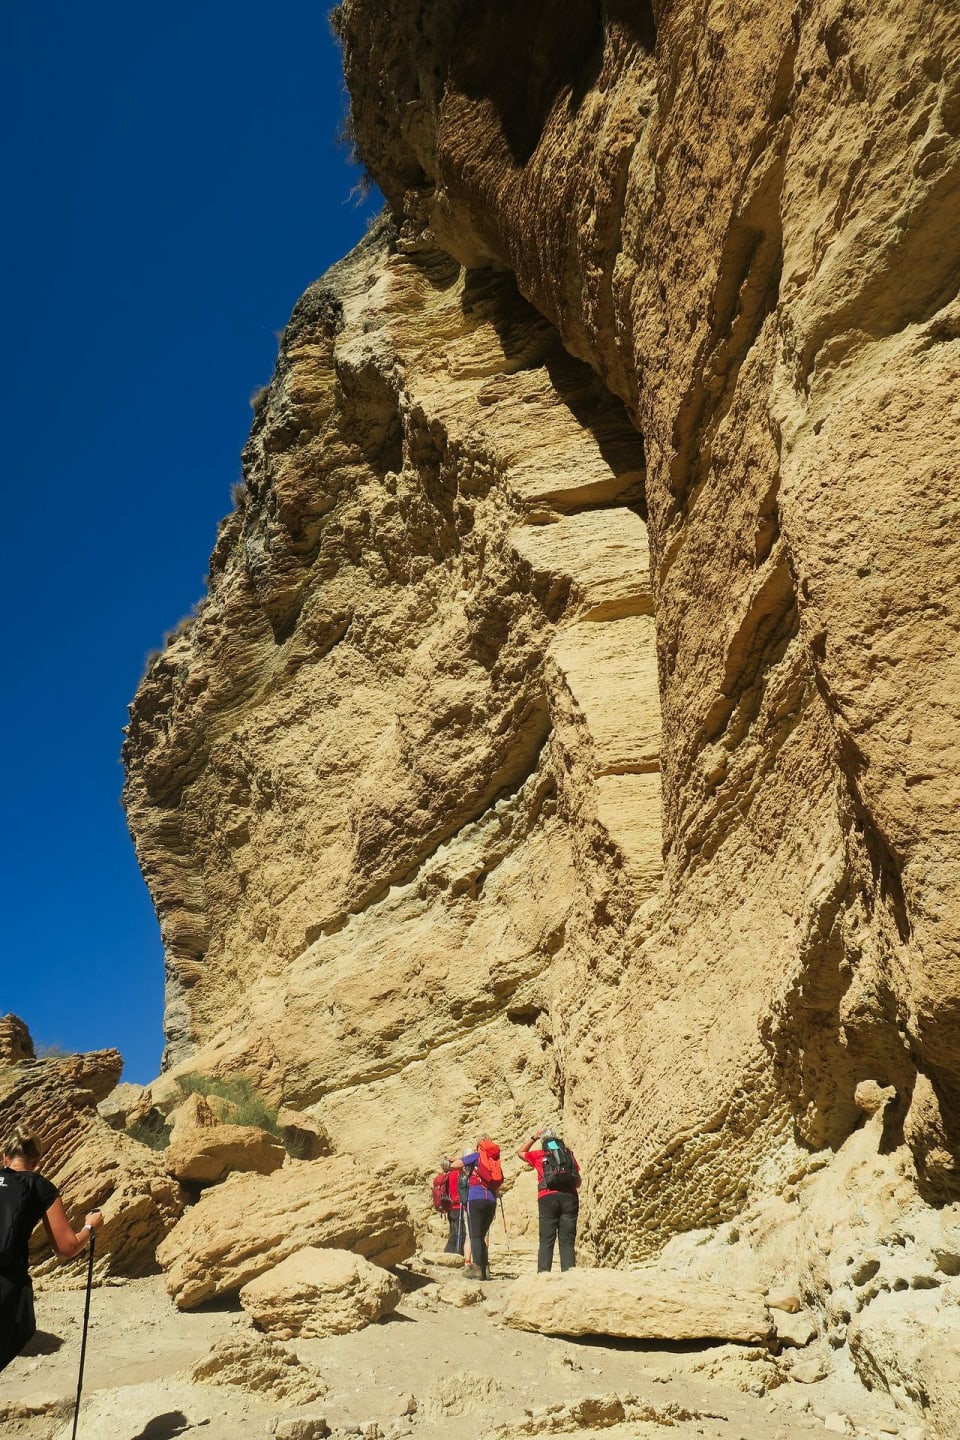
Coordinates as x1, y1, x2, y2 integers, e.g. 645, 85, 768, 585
0, 1130, 103, 1373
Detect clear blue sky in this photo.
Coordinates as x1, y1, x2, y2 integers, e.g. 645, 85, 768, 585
0, 3, 381, 1083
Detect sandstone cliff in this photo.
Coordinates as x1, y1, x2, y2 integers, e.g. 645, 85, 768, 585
123, 0, 960, 1355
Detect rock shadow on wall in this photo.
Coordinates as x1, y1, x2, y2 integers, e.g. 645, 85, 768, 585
461, 266, 647, 514
760, 873, 914, 1155
448, 1, 655, 166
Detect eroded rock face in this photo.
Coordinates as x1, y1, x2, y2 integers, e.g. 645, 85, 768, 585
122, 222, 660, 1207
0, 1025, 184, 1277
329, 0, 960, 1243
163, 1093, 286, 1185
124, 0, 960, 1380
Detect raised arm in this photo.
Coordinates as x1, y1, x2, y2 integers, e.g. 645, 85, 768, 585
518, 1128, 542, 1162
41, 1198, 103, 1260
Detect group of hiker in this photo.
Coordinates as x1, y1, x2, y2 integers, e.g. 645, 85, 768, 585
1, 1120, 581, 1377
432, 1127, 581, 1279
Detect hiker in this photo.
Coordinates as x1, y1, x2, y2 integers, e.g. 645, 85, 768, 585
517, 1126, 581, 1272
0, 1130, 103, 1373
431, 1159, 465, 1255
449, 1135, 503, 1281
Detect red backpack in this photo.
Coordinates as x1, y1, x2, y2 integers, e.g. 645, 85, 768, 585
432, 1173, 452, 1213
473, 1140, 503, 1187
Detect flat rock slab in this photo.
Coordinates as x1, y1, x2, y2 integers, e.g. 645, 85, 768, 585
502, 1268, 773, 1345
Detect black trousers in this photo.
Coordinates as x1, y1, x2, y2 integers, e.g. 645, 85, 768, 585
537, 1191, 579, 1271
0, 1272, 35, 1373
465, 1198, 498, 1277
444, 1206, 465, 1254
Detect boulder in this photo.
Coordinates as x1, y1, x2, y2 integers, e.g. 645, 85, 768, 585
157, 1153, 415, 1308
167, 1092, 219, 1136
164, 1123, 286, 1185
774, 1309, 818, 1348
502, 1268, 774, 1345
240, 1245, 402, 1337
163, 1093, 286, 1185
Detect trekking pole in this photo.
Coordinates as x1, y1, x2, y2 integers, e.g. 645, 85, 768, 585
499, 1193, 508, 1237
70, 1231, 95, 1440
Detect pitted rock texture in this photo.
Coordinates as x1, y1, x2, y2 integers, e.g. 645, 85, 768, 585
125, 0, 960, 1382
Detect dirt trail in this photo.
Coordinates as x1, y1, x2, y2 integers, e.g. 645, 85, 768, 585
0, 1245, 911, 1440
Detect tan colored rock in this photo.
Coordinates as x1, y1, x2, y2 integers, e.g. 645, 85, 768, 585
164, 1121, 285, 1186
189, 1331, 327, 1406
274, 1417, 329, 1440
502, 1268, 773, 1345
167, 1091, 219, 1136
239, 1245, 402, 1337
774, 1309, 818, 1349
97, 1081, 150, 1131
0, 1014, 34, 1064
848, 1297, 960, 1437
419, 1371, 501, 1421
766, 1290, 802, 1315
122, 0, 960, 1418
157, 1153, 415, 1308
0, 1029, 184, 1279
277, 1106, 332, 1159
419, 1249, 466, 1269
435, 1280, 486, 1308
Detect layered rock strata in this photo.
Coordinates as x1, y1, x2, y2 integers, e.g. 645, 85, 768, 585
156, 1154, 416, 1308
123, 1, 960, 1406
328, 0, 960, 1242
123, 223, 660, 1209
0, 1020, 184, 1278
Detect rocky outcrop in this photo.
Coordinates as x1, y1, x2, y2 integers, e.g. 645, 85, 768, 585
0, 1021, 184, 1278
122, 221, 659, 1215
0, 1013, 34, 1064
156, 1154, 415, 1308
123, 0, 960, 1424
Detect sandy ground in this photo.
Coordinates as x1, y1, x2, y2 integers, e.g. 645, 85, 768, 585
0, 1238, 917, 1440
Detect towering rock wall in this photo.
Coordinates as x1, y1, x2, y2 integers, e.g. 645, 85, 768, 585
123, 226, 660, 1212
124, 0, 960, 1274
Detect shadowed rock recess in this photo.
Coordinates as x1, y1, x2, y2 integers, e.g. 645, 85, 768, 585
120, 0, 960, 1417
